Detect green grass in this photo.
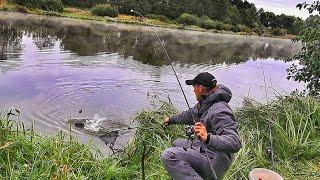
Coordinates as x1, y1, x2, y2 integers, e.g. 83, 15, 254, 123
1, 95, 320, 179
0, 1, 295, 39
0, 118, 133, 179
226, 94, 320, 179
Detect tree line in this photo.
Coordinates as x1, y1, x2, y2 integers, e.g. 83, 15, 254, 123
92, 0, 304, 35
9, 0, 314, 36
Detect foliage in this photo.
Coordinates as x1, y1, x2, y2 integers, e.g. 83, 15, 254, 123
145, 14, 171, 23
271, 27, 287, 36
258, 8, 305, 35
197, 16, 216, 29
286, 1, 320, 96
7, 0, 305, 36
10, 0, 63, 12
1, 95, 320, 179
0, 113, 133, 179
61, 0, 106, 8
227, 94, 320, 179
222, 23, 234, 31
91, 4, 118, 18
42, 0, 64, 12
237, 24, 251, 33
177, 13, 199, 26
117, 100, 185, 179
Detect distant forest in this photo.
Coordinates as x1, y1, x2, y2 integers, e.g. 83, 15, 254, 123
62, 0, 305, 34
9, 0, 316, 35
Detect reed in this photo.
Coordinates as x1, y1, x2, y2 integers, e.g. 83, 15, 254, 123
1, 94, 319, 179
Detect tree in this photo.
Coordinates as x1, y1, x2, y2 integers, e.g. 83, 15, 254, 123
305, 15, 320, 28
286, 1, 320, 96
231, 0, 260, 28
259, 11, 277, 28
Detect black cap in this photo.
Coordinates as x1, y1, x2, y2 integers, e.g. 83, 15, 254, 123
185, 72, 217, 88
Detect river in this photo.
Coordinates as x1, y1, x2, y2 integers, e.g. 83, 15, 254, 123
0, 12, 304, 156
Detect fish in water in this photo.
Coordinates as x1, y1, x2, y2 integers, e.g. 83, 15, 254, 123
68, 114, 130, 135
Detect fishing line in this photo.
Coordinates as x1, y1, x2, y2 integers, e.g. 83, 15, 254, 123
130, 10, 191, 110
130, 10, 217, 179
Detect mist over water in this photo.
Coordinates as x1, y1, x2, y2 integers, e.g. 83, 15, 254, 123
0, 12, 304, 155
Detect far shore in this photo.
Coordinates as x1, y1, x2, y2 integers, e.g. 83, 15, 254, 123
0, 4, 295, 40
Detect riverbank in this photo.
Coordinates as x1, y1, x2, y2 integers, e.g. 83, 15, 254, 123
0, 1, 295, 40
1, 94, 319, 179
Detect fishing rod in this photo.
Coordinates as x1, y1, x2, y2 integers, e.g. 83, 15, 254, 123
130, 10, 218, 180
130, 10, 191, 110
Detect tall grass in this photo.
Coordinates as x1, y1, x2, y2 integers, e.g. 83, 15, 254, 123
226, 94, 320, 179
116, 100, 185, 179
1, 94, 320, 179
0, 113, 133, 179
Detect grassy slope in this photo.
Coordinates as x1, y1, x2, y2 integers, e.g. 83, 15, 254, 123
1, 95, 320, 179
0, 1, 295, 39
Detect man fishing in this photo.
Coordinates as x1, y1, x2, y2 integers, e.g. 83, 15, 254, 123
161, 72, 242, 180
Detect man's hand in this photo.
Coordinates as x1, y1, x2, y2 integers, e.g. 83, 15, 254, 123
193, 122, 208, 142
163, 117, 170, 127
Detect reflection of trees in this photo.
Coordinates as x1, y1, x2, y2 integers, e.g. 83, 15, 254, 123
32, 33, 56, 50
0, 21, 23, 60
0, 20, 23, 74
0, 13, 300, 67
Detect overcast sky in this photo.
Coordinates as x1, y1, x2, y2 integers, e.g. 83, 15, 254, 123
246, 0, 317, 19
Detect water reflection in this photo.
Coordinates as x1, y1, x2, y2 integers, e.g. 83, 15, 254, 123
0, 12, 304, 155
0, 12, 300, 68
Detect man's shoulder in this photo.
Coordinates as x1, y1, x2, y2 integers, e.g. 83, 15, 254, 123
208, 101, 233, 114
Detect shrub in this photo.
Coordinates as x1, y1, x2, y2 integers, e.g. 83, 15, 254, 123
198, 16, 215, 29
237, 24, 251, 33
212, 20, 224, 30
16, 5, 28, 13
91, 4, 118, 17
231, 25, 240, 32
145, 14, 170, 23
197, 16, 224, 30
222, 23, 233, 31
10, 0, 63, 12
177, 13, 199, 26
286, 1, 320, 96
271, 27, 287, 36
61, 0, 107, 9
42, 0, 64, 12
22, 0, 42, 8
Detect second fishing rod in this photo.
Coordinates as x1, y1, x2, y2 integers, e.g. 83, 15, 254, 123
130, 10, 218, 180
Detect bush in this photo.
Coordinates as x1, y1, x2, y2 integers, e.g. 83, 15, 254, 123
231, 25, 240, 32
237, 24, 251, 33
271, 27, 287, 36
177, 13, 199, 26
212, 20, 224, 30
42, 0, 64, 12
222, 23, 233, 31
197, 16, 224, 30
145, 14, 170, 23
24, 0, 42, 8
61, 0, 106, 9
198, 16, 215, 29
91, 4, 118, 17
10, 0, 63, 12
15, 5, 28, 13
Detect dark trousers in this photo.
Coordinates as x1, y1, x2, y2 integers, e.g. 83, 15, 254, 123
161, 139, 232, 180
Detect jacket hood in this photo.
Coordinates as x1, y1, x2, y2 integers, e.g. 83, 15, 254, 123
197, 84, 232, 118
201, 84, 232, 105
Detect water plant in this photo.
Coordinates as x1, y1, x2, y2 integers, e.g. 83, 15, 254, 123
1, 94, 319, 179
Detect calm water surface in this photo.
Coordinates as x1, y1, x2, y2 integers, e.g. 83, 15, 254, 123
0, 12, 304, 155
